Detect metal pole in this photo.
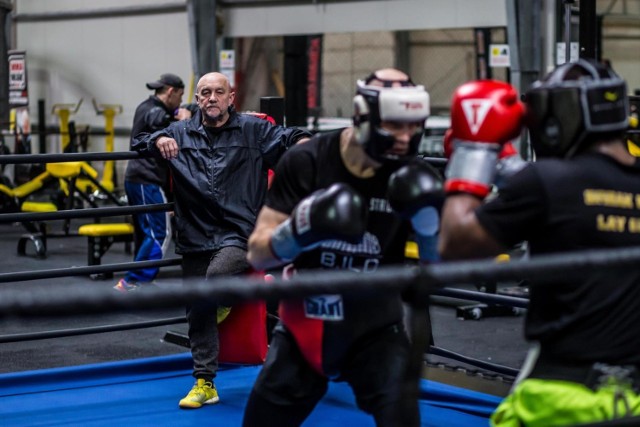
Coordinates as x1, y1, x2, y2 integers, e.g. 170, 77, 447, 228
542, 0, 557, 73
0, 1, 11, 127
506, 0, 521, 93
38, 99, 46, 154
563, 0, 574, 63
579, 0, 598, 60
186, 0, 200, 79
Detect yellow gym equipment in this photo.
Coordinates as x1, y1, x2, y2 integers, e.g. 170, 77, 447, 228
52, 99, 83, 153
92, 98, 123, 192
11, 161, 125, 258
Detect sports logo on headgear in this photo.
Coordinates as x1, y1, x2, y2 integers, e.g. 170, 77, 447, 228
400, 101, 427, 111
445, 80, 524, 159
461, 99, 493, 135
604, 91, 619, 102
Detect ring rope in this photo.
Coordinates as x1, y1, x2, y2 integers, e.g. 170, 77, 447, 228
0, 151, 144, 165
432, 287, 528, 309
0, 258, 181, 283
2, 245, 640, 318
428, 345, 520, 378
0, 203, 173, 223
0, 316, 186, 344
0, 151, 449, 168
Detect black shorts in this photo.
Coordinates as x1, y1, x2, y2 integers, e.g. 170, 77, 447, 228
253, 321, 412, 415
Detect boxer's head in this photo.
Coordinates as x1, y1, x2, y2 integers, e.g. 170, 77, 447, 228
525, 58, 629, 158
352, 69, 430, 163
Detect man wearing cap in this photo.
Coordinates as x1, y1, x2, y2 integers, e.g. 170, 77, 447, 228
114, 73, 192, 292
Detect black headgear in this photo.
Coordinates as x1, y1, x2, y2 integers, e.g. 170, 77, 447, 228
525, 58, 629, 158
352, 80, 430, 163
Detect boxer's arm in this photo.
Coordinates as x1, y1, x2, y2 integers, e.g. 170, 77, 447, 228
438, 194, 506, 260
439, 79, 524, 260
247, 206, 290, 271
248, 184, 367, 270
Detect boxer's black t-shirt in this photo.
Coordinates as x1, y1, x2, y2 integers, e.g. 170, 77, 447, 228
266, 129, 410, 376
477, 152, 640, 364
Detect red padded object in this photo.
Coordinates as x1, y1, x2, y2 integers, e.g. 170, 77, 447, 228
449, 80, 524, 145
268, 169, 275, 189
499, 141, 518, 159
244, 111, 276, 125
218, 301, 268, 364
216, 108, 273, 365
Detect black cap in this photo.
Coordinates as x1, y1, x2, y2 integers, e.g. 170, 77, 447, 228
146, 73, 185, 90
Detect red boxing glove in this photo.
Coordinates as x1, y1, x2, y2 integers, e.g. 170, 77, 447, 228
444, 80, 525, 198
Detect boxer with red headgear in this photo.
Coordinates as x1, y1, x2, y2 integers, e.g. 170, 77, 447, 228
440, 60, 640, 427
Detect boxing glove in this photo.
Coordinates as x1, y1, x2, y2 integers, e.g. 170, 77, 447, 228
387, 161, 443, 221
387, 161, 442, 262
270, 183, 368, 262
444, 80, 525, 199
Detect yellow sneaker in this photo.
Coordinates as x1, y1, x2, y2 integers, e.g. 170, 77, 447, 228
178, 379, 219, 409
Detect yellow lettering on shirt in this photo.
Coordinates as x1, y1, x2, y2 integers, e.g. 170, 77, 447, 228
628, 217, 640, 233
597, 214, 627, 232
584, 189, 633, 209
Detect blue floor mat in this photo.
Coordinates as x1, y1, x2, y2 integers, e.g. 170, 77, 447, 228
0, 353, 501, 426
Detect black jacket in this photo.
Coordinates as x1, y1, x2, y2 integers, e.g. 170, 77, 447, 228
125, 96, 176, 187
132, 109, 310, 254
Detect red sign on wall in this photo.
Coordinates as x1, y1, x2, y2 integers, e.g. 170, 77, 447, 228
8, 50, 29, 107
307, 35, 322, 111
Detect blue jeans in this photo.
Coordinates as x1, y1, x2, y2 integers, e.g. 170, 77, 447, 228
123, 181, 171, 283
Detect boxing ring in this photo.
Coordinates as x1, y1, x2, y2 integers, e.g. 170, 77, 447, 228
2, 151, 640, 426
0, 353, 501, 426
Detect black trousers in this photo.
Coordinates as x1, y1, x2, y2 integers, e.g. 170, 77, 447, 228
181, 246, 250, 382
242, 322, 420, 427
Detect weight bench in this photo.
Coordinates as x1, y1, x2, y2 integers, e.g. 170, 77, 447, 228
15, 161, 119, 258
78, 223, 134, 279
17, 201, 59, 258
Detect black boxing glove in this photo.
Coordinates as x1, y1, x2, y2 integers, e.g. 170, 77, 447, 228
387, 161, 443, 262
387, 161, 444, 220
270, 183, 368, 262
